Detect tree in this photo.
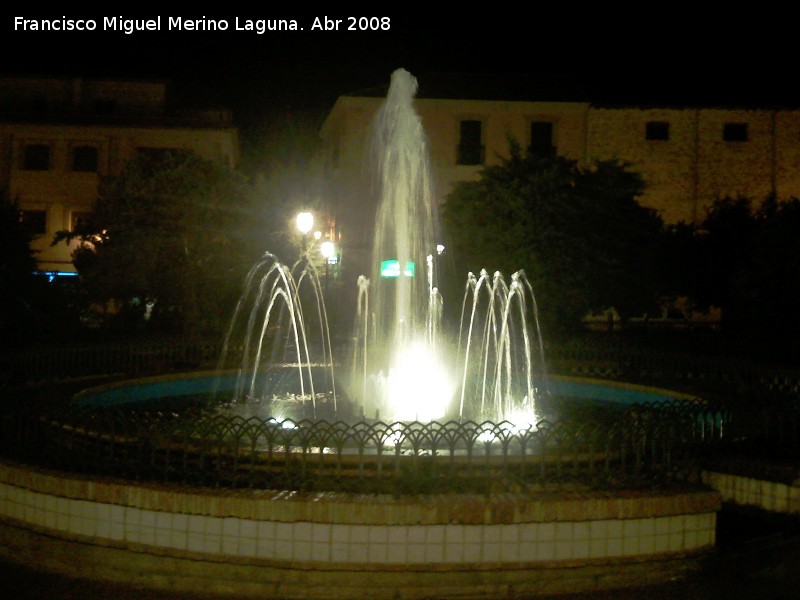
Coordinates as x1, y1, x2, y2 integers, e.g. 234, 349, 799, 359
54, 151, 269, 338
441, 143, 664, 331
0, 194, 38, 343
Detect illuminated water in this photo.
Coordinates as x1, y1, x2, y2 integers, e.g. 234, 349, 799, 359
217, 68, 547, 427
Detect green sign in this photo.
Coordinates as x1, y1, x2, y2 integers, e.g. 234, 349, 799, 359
380, 259, 415, 278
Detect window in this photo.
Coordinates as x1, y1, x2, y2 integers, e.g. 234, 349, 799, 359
19, 209, 46, 235
94, 99, 117, 114
457, 120, 484, 165
529, 121, 555, 157
723, 122, 748, 142
645, 121, 670, 141
71, 211, 94, 232
71, 145, 99, 172
22, 144, 50, 170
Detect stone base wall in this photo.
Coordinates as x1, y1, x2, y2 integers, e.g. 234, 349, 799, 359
0, 460, 721, 599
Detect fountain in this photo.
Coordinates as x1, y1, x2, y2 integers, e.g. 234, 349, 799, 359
0, 68, 723, 600
217, 67, 548, 428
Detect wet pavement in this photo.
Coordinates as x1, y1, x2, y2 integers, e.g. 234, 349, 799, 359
1, 506, 799, 599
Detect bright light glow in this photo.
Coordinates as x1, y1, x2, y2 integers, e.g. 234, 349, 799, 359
385, 343, 453, 421
320, 240, 335, 259
267, 417, 297, 430
436, 244, 445, 255
313, 230, 322, 240
296, 212, 313, 235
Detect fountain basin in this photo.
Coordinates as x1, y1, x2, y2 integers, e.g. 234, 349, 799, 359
0, 458, 719, 599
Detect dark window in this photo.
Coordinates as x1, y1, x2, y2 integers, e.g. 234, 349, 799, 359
723, 122, 748, 142
71, 145, 99, 172
457, 120, 484, 165
22, 144, 50, 170
19, 209, 46, 235
645, 121, 670, 141
529, 121, 555, 157
71, 211, 94, 232
94, 99, 117, 114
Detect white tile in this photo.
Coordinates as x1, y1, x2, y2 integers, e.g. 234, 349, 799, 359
108, 504, 125, 523
203, 537, 222, 554
368, 525, 388, 545
346, 524, 371, 545
685, 529, 699, 550
639, 518, 655, 537
444, 542, 464, 562
222, 517, 240, 538
607, 520, 623, 539
221, 532, 239, 555
407, 526, 426, 544
294, 521, 313, 542
156, 527, 172, 548
445, 525, 464, 544
257, 520, 275, 541
622, 535, 639, 556
501, 524, 518, 544
622, 519, 640, 539
96, 519, 111, 539
330, 542, 349, 560
589, 538, 607, 558
667, 532, 683, 552
654, 534, 670, 553
274, 522, 293, 541
385, 543, 407, 564
639, 535, 655, 554
425, 541, 445, 563
606, 537, 623, 557
187, 530, 205, 553
293, 541, 313, 561
572, 539, 591, 559
387, 526, 406, 545
668, 515, 684, 534
43, 494, 58, 513
519, 523, 538, 542
238, 536, 257, 557
368, 542, 388, 563
139, 525, 156, 546
348, 543, 369, 562
407, 543, 426, 563
256, 537, 276, 559
274, 539, 292, 560
483, 525, 502, 543
463, 543, 482, 562
426, 525, 445, 544
501, 542, 520, 561
536, 541, 555, 561
331, 524, 350, 543
156, 511, 172, 532
482, 542, 501, 562
230, 517, 252, 541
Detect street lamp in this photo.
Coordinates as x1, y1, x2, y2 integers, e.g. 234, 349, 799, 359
320, 240, 335, 292
296, 212, 313, 256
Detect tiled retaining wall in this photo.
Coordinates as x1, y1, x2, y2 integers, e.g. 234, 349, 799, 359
0, 461, 721, 599
703, 471, 800, 514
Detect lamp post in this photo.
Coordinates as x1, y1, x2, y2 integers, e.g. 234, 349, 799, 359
296, 211, 313, 257
320, 240, 335, 293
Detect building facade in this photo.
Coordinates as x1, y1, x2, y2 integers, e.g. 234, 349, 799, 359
0, 76, 240, 273
319, 77, 800, 278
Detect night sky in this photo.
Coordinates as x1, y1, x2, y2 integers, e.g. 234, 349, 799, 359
3, 12, 797, 120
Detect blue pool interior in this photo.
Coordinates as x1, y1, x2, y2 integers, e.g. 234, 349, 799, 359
74, 373, 685, 410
